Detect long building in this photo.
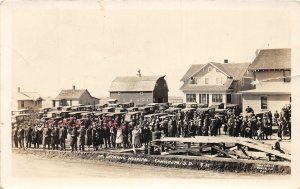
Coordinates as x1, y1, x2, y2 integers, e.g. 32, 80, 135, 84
109, 70, 169, 106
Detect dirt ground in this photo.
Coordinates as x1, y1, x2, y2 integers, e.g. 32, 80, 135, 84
12, 152, 290, 179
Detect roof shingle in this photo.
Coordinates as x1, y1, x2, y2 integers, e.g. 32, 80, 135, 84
109, 75, 165, 92
249, 48, 291, 70
56, 89, 86, 100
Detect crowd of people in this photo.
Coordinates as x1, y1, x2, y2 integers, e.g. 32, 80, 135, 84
12, 104, 291, 152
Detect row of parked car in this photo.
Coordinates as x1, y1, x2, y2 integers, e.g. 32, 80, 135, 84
11, 101, 242, 126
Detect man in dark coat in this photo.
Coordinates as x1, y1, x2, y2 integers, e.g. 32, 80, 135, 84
59, 125, 68, 151
104, 123, 111, 148
31, 125, 40, 148
17, 126, 25, 149
51, 125, 59, 150
86, 125, 93, 150
13, 126, 19, 148
70, 125, 79, 152
92, 125, 99, 151
25, 125, 33, 148
78, 125, 86, 151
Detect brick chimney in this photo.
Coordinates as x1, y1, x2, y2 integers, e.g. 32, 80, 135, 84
72, 85, 75, 90
224, 59, 228, 63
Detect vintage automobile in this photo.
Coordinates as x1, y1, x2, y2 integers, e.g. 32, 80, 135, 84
159, 114, 176, 122
12, 109, 34, 116
104, 112, 126, 123
80, 111, 94, 119
124, 111, 142, 122
69, 111, 83, 119
11, 114, 30, 125
138, 106, 155, 115
61, 106, 72, 112
115, 107, 127, 113
197, 108, 215, 118
214, 109, 227, 116
226, 104, 241, 115
210, 102, 224, 109
165, 108, 182, 115
102, 107, 115, 113
147, 103, 160, 110
198, 103, 208, 108
82, 105, 93, 111
126, 107, 139, 112
119, 102, 135, 109
170, 103, 186, 109
144, 113, 168, 122
60, 110, 71, 119
185, 102, 198, 109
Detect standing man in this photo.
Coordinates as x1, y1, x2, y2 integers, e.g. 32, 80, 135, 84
17, 126, 25, 149
78, 124, 86, 151
42, 125, 51, 149
59, 125, 68, 151
70, 125, 79, 152
51, 125, 59, 150
13, 125, 19, 148
25, 125, 33, 149
31, 125, 40, 149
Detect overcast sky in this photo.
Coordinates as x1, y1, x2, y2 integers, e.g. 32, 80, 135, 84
11, 1, 293, 98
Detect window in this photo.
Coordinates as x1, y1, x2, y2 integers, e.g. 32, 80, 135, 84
147, 98, 150, 102
186, 94, 196, 102
140, 92, 143, 95
283, 70, 291, 82
21, 101, 24, 108
142, 98, 145, 101
70, 100, 72, 106
205, 78, 209, 84
261, 96, 268, 110
52, 101, 55, 107
208, 67, 212, 71
212, 94, 223, 102
137, 98, 139, 102
164, 83, 167, 87
118, 92, 121, 95
226, 94, 232, 103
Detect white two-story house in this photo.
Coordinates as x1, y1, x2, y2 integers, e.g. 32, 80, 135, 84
241, 48, 291, 114
180, 60, 254, 108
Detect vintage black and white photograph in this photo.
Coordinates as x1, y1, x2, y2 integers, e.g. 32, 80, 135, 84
1, 0, 300, 189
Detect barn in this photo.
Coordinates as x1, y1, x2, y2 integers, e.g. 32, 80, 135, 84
109, 71, 169, 106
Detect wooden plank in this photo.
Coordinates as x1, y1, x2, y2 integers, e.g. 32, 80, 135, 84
239, 141, 291, 161
211, 146, 238, 159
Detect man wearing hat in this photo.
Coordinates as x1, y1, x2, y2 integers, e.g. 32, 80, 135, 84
31, 125, 40, 149
59, 124, 68, 151
70, 125, 79, 152
17, 125, 25, 149
51, 124, 59, 150
78, 124, 86, 151
25, 124, 33, 149
13, 125, 19, 148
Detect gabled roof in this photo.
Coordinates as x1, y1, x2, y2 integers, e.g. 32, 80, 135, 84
180, 79, 234, 92
16, 92, 43, 101
181, 62, 251, 82
180, 64, 206, 81
249, 48, 291, 70
56, 89, 88, 100
109, 75, 166, 92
